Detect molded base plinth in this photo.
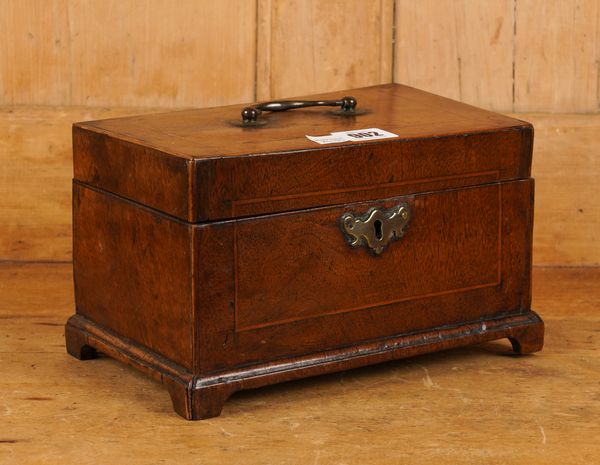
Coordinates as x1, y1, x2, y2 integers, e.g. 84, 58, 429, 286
65, 311, 544, 420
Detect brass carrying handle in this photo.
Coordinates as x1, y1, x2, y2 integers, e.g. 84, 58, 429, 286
340, 204, 411, 255
241, 96, 358, 124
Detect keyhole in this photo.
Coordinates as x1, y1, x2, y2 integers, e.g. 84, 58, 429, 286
374, 219, 383, 240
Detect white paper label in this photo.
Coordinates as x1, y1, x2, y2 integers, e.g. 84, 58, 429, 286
306, 128, 398, 145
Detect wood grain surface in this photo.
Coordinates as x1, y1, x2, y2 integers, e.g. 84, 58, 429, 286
394, 0, 515, 112
0, 0, 256, 107
234, 185, 503, 331
3, 0, 598, 111
256, 0, 393, 100
72, 183, 194, 370
521, 113, 600, 265
1, 264, 598, 463
394, 0, 600, 113
513, 0, 600, 112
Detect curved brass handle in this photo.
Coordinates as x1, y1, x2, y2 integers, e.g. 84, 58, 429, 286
340, 204, 411, 255
241, 96, 357, 124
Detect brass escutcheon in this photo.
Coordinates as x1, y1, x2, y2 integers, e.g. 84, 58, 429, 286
340, 203, 411, 255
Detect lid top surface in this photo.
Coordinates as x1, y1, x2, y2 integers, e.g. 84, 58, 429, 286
76, 84, 528, 159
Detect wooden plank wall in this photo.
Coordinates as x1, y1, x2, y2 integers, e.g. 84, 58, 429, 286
394, 0, 600, 266
0, 0, 256, 107
0, 0, 598, 265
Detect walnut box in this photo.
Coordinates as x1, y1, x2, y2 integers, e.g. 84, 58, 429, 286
65, 84, 544, 419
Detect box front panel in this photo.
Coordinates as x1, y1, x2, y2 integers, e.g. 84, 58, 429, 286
235, 185, 500, 330
195, 180, 533, 374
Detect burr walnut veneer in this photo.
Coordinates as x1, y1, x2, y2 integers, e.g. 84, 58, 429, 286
65, 84, 544, 420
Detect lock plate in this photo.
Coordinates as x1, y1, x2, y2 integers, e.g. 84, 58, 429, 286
340, 203, 411, 255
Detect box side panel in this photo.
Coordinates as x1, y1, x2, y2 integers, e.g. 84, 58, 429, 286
73, 125, 192, 220
194, 179, 534, 374
73, 182, 193, 370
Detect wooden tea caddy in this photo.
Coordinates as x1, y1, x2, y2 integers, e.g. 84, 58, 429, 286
65, 84, 544, 420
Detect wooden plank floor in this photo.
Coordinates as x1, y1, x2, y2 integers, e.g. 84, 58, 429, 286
1, 264, 598, 464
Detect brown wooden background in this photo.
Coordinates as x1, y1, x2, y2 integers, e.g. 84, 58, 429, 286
1, 0, 598, 265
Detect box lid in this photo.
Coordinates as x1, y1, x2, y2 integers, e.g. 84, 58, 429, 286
73, 84, 533, 222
